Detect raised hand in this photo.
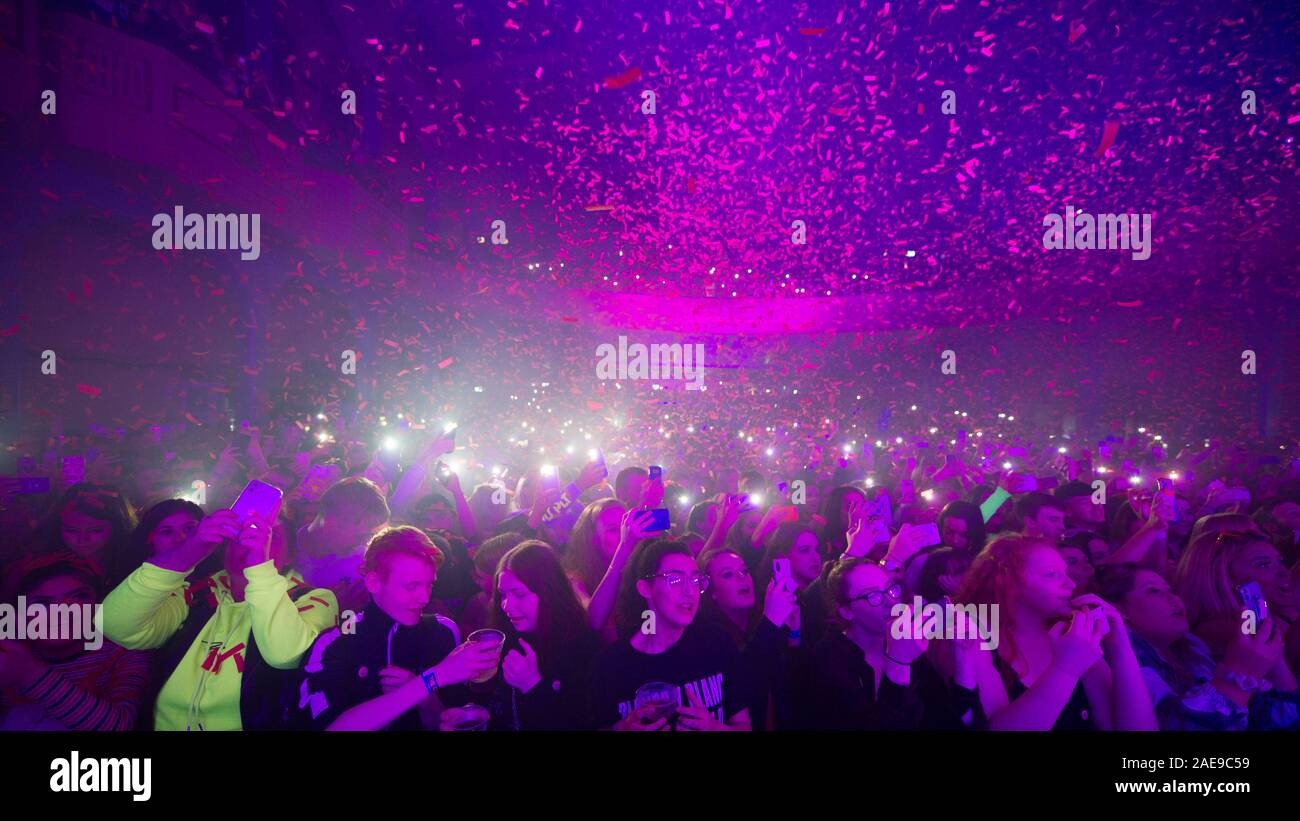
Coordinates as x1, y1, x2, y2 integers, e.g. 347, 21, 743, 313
501, 639, 542, 693
620, 507, 658, 549
1047, 609, 1106, 678
762, 577, 798, 629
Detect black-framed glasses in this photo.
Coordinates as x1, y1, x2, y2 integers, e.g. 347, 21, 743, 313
644, 572, 710, 592
849, 583, 903, 607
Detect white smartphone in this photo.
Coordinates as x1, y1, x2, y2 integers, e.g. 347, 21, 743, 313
231, 479, 284, 524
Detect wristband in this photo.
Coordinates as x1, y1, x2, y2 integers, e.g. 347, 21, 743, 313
789, 629, 801, 639
422, 668, 441, 694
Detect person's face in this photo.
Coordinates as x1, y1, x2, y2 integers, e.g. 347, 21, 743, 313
1066, 496, 1105, 525
497, 568, 540, 634
736, 510, 761, 542
837, 563, 897, 634
321, 510, 387, 553
148, 512, 199, 555
1228, 542, 1291, 605
596, 503, 627, 559
418, 502, 456, 533
24, 574, 97, 655
1271, 502, 1300, 532
1117, 570, 1188, 645
840, 491, 866, 522
789, 532, 822, 587
620, 473, 646, 506
941, 516, 969, 550
706, 552, 754, 611
1026, 508, 1066, 543
367, 554, 436, 626
1018, 546, 1076, 620
60, 511, 113, 558
1087, 538, 1110, 566
637, 553, 702, 632
702, 504, 719, 534
1059, 547, 1094, 592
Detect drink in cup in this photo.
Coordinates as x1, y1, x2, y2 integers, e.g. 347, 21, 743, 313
443, 703, 489, 731
467, 629, 506, 684
633, 681, 681, 727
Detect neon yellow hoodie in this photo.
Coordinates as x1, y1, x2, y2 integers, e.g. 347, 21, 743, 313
102, 560, 337, 731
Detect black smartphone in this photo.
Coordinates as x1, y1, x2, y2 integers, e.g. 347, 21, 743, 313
647, 508, 671, 531
648, 465, 663, 482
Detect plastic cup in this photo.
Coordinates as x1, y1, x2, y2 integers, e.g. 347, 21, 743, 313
443, 703, 489, 731
467, 629, 506, 683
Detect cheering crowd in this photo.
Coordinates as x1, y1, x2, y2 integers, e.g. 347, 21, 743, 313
2, 410, 1298, 733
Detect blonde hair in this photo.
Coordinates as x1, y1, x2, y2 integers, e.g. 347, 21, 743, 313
1173, 530, 1267, 629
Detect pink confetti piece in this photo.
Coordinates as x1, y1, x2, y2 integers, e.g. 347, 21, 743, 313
438, 357, 455, 369
195, 21, 214, 35
76, 384, 102, 398
1068, 20, 1086, 43
603, 66, 642, 89
1094, 121, 1120, 156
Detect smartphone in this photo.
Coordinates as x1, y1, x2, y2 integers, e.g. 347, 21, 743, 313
869, 493, 890, 522
1156, 477, 1181, 522
911, 523, 941, 549
648, 465, 663, 482
646, 508, 671, 532
773, 558, 792, 586
1237, 581, 1269, 623
231, 479, 284, 524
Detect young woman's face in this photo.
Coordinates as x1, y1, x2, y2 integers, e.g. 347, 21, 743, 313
596, 503, 627, 559
60, 510, 113, 558
148, 512, 200, 555
639, 552, 702, 632
1228, 542, 1291, 605
706, 552, 754, 611
736, 510, 762, 542
367, 554, 436, 627
788, 532, 822, 587
1017, 546, 1076, 620
1087, 538, 1110, 566
1117, 569, 1188, 645
497, 568, 541, 634
24, 574, 98, 655
840, 490, 867, 522
941, 516, 969, 550
1058, 546, 1094, 592
838, 563, 897, 634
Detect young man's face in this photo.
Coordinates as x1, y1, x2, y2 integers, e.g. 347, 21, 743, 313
367, 554, 436, 626
318, 509, 387, 553
1065, 495, 1105, 526
637, 553, 703, 633
941, 516, 969, 550
1025, 508, 1066, 544
418, 502, 456, 533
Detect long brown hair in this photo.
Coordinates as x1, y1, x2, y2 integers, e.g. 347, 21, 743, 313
490, 540, 591, 677
565, 497, 625, 595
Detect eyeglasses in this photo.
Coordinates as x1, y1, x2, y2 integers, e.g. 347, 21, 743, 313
644, 572, 710, 592
849, 583, 903, 607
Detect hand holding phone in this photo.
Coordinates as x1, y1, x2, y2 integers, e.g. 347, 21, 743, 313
231, 479, 285, 525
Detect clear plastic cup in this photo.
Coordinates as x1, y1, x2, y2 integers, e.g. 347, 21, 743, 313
467, 629, 506, 683
443, 703, 490, 731
633, 681, 681, 725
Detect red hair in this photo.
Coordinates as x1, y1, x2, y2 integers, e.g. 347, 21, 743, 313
363, 526, 444, 578
954, 535, 1054, 666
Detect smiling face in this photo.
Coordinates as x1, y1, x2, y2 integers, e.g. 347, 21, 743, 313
1116, 569, 1188, 645
1017, 545, 1076, 621
497, 568, 541, 634
60, 510, 113, 559
367, 554, 436, 626
637, 552, 702, 632
705, 551, 754, 611
147, 511, 200, 555
1228, 541, 1291, 606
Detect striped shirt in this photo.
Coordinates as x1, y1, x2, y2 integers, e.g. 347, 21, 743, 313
1, 642, 151, 731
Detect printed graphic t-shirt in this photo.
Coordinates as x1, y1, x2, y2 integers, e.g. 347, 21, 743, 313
587, 621, 750, 729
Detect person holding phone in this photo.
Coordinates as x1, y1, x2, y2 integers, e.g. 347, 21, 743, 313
102, 506, 338, 730
1095, 563, 1300, 730
1174, 530, 1295, 662
588, 538, 753, 731
295, 477, 391, 612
